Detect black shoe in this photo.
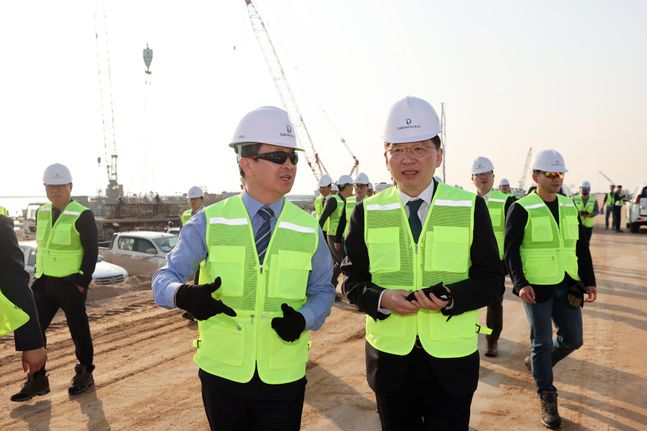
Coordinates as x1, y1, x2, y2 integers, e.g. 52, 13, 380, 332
68, 364, 94, 395
10, 373, 50, 402
539, 391, 561, 429
181, 311, 195, 321
524, 356, 531, 372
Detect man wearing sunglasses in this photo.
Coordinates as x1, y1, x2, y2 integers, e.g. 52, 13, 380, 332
505, 149, 597, 429
342, 96, 502, 430
152, 106, 335, 431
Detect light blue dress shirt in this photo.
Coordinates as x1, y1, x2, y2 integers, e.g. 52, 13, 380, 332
152, 191, 335, 331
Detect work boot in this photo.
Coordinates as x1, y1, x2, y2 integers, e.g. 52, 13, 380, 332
181, 311, 195, 321
10, 373, 50, 402
68, 364, 94, 395
539, 391, 561, 429
485, 336, 499, 357
524, 356, 531, 372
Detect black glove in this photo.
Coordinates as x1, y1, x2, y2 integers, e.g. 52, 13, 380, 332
175, 277, 237, 320
271, 303, 306, 342
567, 283, 585, 309
405, 283, 452, 302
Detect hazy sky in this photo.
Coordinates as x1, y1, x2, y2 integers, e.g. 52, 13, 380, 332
1, 0, 646, 198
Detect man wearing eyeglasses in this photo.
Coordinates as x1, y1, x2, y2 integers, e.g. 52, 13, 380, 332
152, 106, 335, 430
505, 149, 597, 429
342, 96, 502, 430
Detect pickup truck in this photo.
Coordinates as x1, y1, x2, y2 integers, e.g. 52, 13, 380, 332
99, 231, 178, 277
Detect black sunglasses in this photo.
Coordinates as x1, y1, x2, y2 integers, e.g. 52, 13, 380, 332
249, 151, 299, 165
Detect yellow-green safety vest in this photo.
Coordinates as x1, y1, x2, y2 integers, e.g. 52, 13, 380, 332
344, 195, 356, 237
314, 195, 330, 233
363, 183, 489, 359
0, 290, 30, 337
605, 192, 614, 207
573, 195, 596, 228
326, 195, 345, 237
35, 201, 87, 278
517, 192, 581, 285
484, 189, 508, 259
195, 195, 318, 384
181, 209, 193, 226
0, 206, 8, 217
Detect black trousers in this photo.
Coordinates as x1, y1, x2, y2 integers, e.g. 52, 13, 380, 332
613, 206, 622, 231
605, 206, 613, 228
199, 369, 306, 431
374, 347, 475, 431
583, 226, 593, 243
326, 235, 345, 287
486, 293, 503, 341
32, 277, 94, 373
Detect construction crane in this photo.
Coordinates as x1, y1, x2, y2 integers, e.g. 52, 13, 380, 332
94, 0, 122, 201
518, 147, 533, 191
242, 0, 328, 181
598, 171, 615, 185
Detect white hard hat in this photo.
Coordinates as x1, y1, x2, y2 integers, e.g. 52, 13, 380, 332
43, 163, 72, 185
318, 174, 332, 187
187, 186, 204, 199
531, 149, 568, 173
331, 183, 339, 192
337, 174, 354, 186
383, 96, 442, 144
354, 172, 370, 185
580, 180, 591, 189
229, 106, 302, 152
471, 156, 494, 175
499, 178, 510, 186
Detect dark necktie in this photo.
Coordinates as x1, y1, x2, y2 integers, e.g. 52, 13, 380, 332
255, 206, 274, 264
407, 199, 423, 243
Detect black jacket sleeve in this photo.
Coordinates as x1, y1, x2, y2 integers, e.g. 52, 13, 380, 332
75, 210, 99, 288
0, 216, 45, 351
318, 198, 337, 229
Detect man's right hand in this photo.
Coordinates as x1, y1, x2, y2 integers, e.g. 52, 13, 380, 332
175, 277, 237, 320
380, 289, 420, 315
519, 285, 536, 304
22, 348, 47, 373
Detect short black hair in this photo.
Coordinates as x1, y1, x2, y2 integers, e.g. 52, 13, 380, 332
237, 143, 261, 178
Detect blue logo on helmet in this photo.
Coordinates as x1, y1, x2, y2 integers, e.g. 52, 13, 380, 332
286, 125, 292, 133
406, 118, 412, 125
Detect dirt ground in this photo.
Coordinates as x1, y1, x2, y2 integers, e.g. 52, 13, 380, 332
1, 216, 646, 430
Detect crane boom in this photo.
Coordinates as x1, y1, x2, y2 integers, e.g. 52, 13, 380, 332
518, 147, 533, 190
243, 0, 327, 180
598, 171, 615, 185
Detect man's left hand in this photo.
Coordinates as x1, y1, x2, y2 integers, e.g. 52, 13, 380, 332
585, 286, 597, 303
76, 285, 86, 294
271, 303, 306, 342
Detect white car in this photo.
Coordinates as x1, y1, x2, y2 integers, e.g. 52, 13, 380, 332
626, 184, 647, 233
99, 231, 178, 276
19, 240, 128, 285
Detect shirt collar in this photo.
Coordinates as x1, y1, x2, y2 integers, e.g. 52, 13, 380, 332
398, 180, 435, 206
241, 191, 284, 219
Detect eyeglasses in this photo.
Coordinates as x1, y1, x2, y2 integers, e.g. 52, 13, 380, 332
386, 145, 432, 160
249, 151, 299, 165
541, 171, 565, 179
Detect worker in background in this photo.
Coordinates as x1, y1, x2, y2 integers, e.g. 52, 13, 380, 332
152, 106, 334, 430
499, 178, 512, 195
367, 182, 375, 197
342, 96, 502, 430
601, 184, 615, 230
573, 181, 599, 243
0, 205, 8, 216
353, 172, 370, 203
471, 156, 514, 358
2, 214, 48, 402
181, 186, 205, 226
12, 164, 98, 401
613, 185, 626, 233
505, 149, 596, 429
319, 174, 354, 294
313, 174, 333, 236
331, 182, 339, 195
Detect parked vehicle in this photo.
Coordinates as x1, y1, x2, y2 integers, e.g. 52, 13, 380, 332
165, 227, 180, 235
21, 202, 47, 239
18, 240, 128, 285
626, 184, 647, 233
99, 231, 177, 276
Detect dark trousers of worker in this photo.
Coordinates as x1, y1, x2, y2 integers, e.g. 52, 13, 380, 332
326, 235, 345, 287
605, 206, 613, 229
199, 369, 306, 431
486, 294, 503, 341
372, 346, 476, 431
31, 276, 94, 375
613, 206, 622, 231
583, 226, 593, 243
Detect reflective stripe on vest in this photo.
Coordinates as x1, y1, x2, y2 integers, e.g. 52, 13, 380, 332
344, 196, 356, 237
0, 290, 30, 337
35, 201, 86, 278
573, 195, 596, 228
485, 190, 508, 259
517, 193, 581, 285
181, 209, 192, 226
326, 195, 345, 236
364, 183, 480, 359
195, 195, 318, 384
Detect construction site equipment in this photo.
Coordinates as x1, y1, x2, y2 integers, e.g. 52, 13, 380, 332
599, 171, 615, 185
518, 147, 533, 190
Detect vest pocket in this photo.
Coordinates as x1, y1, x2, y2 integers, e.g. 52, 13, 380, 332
268, 250, 311, 299
530, 216, 553, 242
266, 327, 308, 370
521, 249, 560, 280
488, 207, 502, 227
425, 226, 469, 273
562, 217, 579, 240
36, 221, 48, 242
51, 225, 72, 245
367, 227, 400, 273
199, 316, 245, 366
208, 246, 246, 297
